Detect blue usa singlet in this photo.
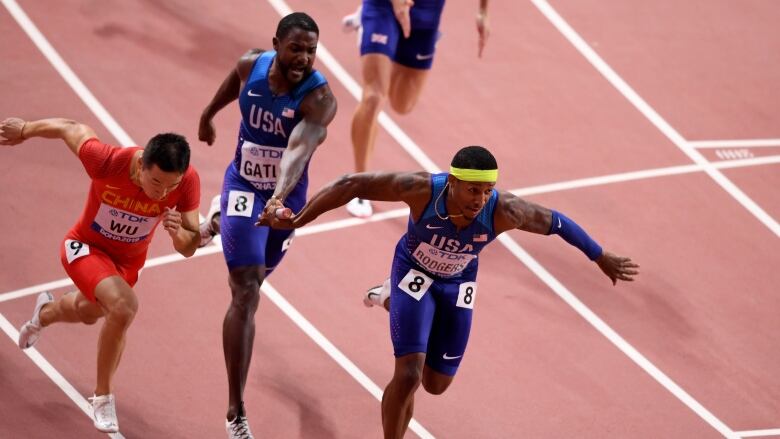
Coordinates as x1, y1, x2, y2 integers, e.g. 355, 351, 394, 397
232, 50, 327, 207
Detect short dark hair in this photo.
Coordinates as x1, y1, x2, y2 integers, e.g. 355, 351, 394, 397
450, 145, 497, 170
276, 12, 319, 40
142, 133, 190, 173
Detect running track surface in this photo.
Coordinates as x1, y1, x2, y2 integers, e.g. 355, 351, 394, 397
1, 0, 778, 438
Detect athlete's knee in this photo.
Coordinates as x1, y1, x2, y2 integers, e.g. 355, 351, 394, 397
421, 372, 452, 395
228, 269, 263, 313
389, 96, 416, 115
360, 86, 386, 112
75, 300, 101, 325
393, 361, 423, 393
106, 297, 137, 327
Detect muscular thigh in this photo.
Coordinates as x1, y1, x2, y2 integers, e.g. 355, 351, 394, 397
425, 280, 476, 377
60, 238, 141, 303
389, 256, 438, 357
219, 174, 294, 273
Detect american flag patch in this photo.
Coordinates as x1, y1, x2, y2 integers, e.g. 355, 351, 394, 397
473, 234, 488, 242
371, 33, 389, 45
282, 107, 295, 118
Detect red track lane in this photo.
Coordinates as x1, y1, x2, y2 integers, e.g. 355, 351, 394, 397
551, 0, 780, 140
1, 0, 779, 438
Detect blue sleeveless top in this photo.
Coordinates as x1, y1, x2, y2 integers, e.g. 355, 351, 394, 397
232, 51, 327, 200
397, 173, 498, 280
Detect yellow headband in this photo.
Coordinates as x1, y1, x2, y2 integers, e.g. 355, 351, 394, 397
449, 166, 498, 183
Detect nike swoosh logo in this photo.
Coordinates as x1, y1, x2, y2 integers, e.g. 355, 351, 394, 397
247, 90, 263, 97
425, 224, 443, 230
416, 53, 434, 60
442, 353, 461, 360
557, 218, 562, 228
367, 292, 379, 300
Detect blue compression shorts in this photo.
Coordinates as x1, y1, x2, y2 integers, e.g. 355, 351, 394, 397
388, 248, 476, 376
360, 1, 442, 69
219, 165, 295, 273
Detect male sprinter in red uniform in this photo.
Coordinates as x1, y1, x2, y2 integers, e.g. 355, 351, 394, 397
0, 117, 201, 434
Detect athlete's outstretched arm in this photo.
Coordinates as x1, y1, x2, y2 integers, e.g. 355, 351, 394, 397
261, 85, 337, 215
259, 171, 431, 229
198, 49, 263, 146
494, 191, 639, 285
0, 117, 96, 155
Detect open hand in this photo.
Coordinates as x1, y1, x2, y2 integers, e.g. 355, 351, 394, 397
392, 0, 414, 38
596, 251, 639, 285
476, 11, 490, 58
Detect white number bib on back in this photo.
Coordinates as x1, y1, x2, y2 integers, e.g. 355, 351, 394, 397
411, 241, 477, 278
91, 203, 157, 243
240, 141, 285, 184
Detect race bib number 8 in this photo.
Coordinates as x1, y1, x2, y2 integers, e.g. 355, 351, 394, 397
398, 269, 433, 301
456, 282, 477, 309
64, 239, 90, 264
226, 190, 254, 217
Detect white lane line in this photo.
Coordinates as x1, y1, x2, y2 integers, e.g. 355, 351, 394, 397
1, 0, 134, 147
737, 429, 780, 438
260, 281, 434, 438
3, 154, 777, 304
0, 312, 125, 438
691, 139, 780, 149
1, 1, 421, 437
266, 0, 740, 436
530, 0, 779, 239
497, 234, 737, 438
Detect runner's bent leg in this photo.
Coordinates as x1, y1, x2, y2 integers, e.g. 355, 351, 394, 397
92, 275, 138, 396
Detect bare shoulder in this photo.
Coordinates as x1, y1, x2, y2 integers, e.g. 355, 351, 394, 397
236, 49, 264, 80
396, 171, 433, 213
396, 171, 431, 192
300, 84, 337, 125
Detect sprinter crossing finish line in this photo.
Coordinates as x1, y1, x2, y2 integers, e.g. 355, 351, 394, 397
259, 145, 639, 439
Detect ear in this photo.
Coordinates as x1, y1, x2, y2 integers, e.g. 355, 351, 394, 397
272, 36, 280, 51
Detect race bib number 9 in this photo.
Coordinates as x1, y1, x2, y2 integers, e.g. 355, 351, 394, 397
226, 190, 255, 217
64, 239, 90, 264
240, 141, 285, 185
398, 269, 433, 301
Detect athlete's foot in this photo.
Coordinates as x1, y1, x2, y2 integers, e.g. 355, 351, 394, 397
363, 278, 390, 308
199, 194, 221, 248
341, 5, 362, 33
346, 198, 373, 218
89, 394, 119, 433
17, 291, 53, 349
226, 415, 254, 439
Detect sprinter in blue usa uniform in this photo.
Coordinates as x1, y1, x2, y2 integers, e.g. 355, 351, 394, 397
197, 12, 337, 439
341, 0, 491, 218
261, 145, 639, 439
